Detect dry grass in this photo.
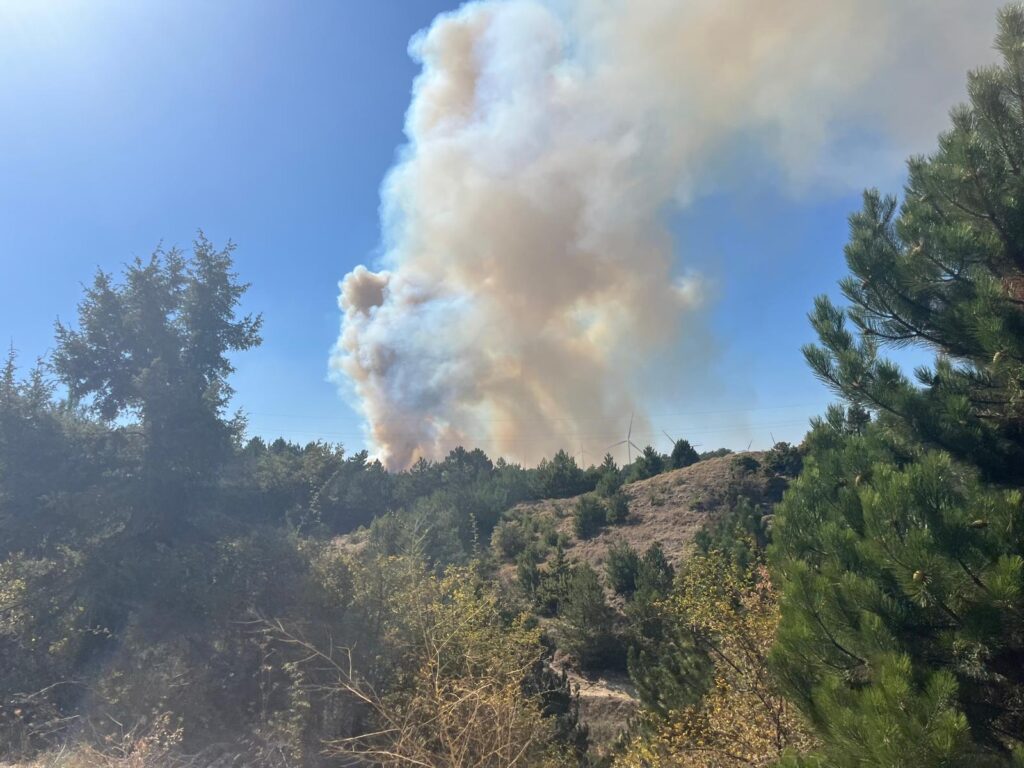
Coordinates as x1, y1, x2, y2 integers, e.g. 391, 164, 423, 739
496, 453, 780, 752
503, 452, 773, 574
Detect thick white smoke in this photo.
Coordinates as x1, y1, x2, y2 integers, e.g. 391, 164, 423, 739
333, 0, 1001, 470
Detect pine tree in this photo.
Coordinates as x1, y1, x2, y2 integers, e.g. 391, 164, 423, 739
572, 493, 607, 539
771, 7, 1024, 764
628, 445, 664, 482
558, 562, 623, 670
536, 544, 572, 617
669, 439, 699, 469
596, 457, 624, 498
636, 542, 674, 598
605, 540, 641, 597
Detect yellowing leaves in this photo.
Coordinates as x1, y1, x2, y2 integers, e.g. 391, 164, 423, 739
617, 553, 815, 767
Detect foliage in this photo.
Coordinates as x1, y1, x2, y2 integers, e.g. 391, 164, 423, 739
699, 448, 732, 461
536, 450, 592, 499
730, 455, 760, 475
493, 518, 532, 559
268, 558, 582, 768
573, 493, 607, 539
693, 497, 770, 568
771, 424, 1024, 764
595, 453, 624, 501
636, 542, 675, 598
605, 491, 631, 525
627, 446, 664, 483
53, 236, 262, 539
535, 545, 573, 617
763, 441, 803, 477
605, 540, 641, 597
669, 440, 699, 470
558, 562, 623, 671
517, 544, 544, 599
619, 553, 815, 767
772, 8, 1024, 764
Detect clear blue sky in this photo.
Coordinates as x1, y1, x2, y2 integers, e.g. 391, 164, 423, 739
0, 1, 931, 458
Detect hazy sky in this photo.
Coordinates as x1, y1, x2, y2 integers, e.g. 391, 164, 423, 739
0, 1, 1000, 463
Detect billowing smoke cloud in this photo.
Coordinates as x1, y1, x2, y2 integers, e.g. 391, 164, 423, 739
333, 0, 1001, 470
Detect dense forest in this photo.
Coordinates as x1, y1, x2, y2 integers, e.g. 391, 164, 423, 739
4, 5, 1024, 767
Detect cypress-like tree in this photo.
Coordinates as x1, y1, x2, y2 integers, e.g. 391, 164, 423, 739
772, 7, 1024, 764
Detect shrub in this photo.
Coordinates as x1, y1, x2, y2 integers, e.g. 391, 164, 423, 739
572, 494, 606, 539
763, 441, 803, 477
516, 545, 543, 598
492, 519, 530, 559
669, 439, 699, 469
636, 542, 674, 597
699, 447, 733, 460
605, 540, 641, 597
605, 491, 631, 524
595, 468, 623, 498
536, 545, 572, 617
559, 563, 623, 670
731, 455, 760, 475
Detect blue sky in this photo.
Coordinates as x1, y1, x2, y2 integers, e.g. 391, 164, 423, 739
0, 1, 951, 459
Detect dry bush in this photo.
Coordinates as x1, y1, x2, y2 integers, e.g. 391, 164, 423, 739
265, 559, 576, 768
615, 554, 815, 767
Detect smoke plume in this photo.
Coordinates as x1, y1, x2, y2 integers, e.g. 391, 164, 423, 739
333, 0, 1001, 470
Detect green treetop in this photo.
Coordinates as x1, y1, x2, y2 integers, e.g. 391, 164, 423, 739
772, 6, 1024, 765
53, 235, 261, 537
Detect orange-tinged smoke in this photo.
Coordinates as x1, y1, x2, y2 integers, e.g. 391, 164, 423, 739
333, 0, 1000, 470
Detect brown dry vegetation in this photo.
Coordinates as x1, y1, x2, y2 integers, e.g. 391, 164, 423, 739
500, 452, 776, 577
495, 453, 783, 748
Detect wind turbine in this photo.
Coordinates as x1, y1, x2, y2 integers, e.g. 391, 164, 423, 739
608, 412, 642, 464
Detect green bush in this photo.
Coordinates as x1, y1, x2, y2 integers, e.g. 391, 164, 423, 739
558, 563, 624, 670
572, 494, 607, 539
763, 441, 803, 477
491, 519, 530, 559
605, 491, 631, 524
595, 468, 623, 498
669, 439, 699, 469
535, 545, 572, 617
699, 447, 733, 460
731, 455, 760, 475
516, 545, 543, 598
605, 540, 641, 596
636, 542, 674, 597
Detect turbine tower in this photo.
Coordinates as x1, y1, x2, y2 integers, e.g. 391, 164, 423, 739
608, 411, 642, 465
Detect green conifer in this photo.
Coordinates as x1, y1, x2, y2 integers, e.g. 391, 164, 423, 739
772, 7, 1024, 763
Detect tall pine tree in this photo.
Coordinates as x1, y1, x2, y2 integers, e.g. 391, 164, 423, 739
772, 6, 1024, 765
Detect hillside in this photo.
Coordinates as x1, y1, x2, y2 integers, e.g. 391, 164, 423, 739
493, 452, 787, 749
505, 451, 779, 572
